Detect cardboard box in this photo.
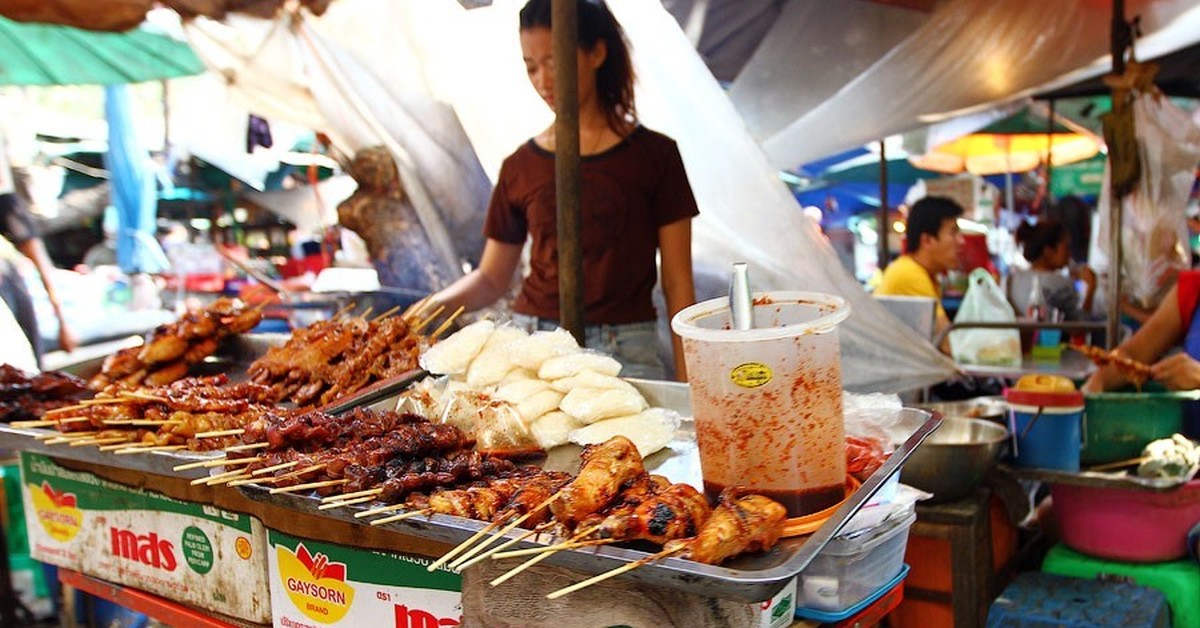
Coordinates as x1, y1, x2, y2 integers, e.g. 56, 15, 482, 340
19, 452, 270, 623
755, 577, 797, 628
267, 529, 462, 628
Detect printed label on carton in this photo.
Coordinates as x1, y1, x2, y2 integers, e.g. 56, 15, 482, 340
268, 529, 461, 627
19, 453, 270, 623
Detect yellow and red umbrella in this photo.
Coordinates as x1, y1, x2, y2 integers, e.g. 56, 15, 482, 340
910, 108, 1101, 175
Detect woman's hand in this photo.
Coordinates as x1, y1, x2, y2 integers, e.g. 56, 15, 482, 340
1150, 353, 1200, 391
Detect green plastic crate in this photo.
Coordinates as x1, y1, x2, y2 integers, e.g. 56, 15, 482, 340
1042, 544, 1200, 628
1081, 385, 1193, 465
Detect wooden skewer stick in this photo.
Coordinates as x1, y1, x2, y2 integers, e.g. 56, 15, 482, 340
224, 442, 269, 453
193, 428, 245, 439
1087, 455, 1151, 472
449, 489, 564, 569
544, 546, 686, 600
42, 435, 94, 445
191, 468, 247, 486
332, 302, 357, 320
268, 478, 348, 495
103, 420, 182, 427
427, 515, 511, 573
99, 441, 151, 452
79, 397, 128, 406
55, 417, 94, 425
280, 463, 327, 479
454, 522, 557, 571
114, 445, 188, 455
320, 487, 383, 503
316, 495, 377, 511
355, 502, 409, 519
10, 420, 59, 428
173, 456, 261, 472
411, 305, 446, 333
358, 305, 375, 320
70, 436, 130, 447
35, 431, 97, 441
370, 508, 433, 526
206, 473, 252, 486
252, 460, 299, 476
402, 295, 432, 322
372, 305, 402, 321
488, 525, 602, 587
44, 403, 90, 415
429, 305, 466, 341
119, 392, 170, 404
491, 538, 612, 560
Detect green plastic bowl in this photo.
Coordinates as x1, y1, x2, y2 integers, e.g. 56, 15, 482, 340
1081, 384, 1199, 465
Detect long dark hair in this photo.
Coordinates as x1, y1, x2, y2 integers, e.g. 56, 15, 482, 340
519, 0, 636, 133
1015, 219, 1067, 263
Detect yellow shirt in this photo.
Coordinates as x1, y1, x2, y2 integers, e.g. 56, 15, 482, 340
877, 254, 946, 319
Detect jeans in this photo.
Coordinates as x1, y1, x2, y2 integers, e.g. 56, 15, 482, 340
509, 313, 665, 380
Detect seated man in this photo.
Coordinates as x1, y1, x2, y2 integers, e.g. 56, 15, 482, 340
876, 196, 964, 351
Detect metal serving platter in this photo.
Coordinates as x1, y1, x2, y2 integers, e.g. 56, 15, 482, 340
234, 379, 940, 602
1003, 464, 1198, 492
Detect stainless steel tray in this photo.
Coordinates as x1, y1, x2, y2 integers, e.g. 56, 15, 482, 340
235, 379, 940, 602
1003, 464, 1197, 491
0, 426, 214, 480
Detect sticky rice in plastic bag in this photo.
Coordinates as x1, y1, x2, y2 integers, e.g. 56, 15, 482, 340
395, 376, 445, 419
438, 389, 492, 436
548, 370, 637, 394
508, 328, 580, 371
529, 411, 584, 450
498, 367, 538, 384
420, 320, 495, 375
538, 352, 622, 380
465, 325, 529, 387
569, 408, 679, 457
494, 379, 551, 403
559, 386, 648, 424
474, 401, 544, 458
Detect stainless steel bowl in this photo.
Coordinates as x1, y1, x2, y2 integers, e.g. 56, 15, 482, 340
900, 417, 1009, 503
915, 396, 1007, 422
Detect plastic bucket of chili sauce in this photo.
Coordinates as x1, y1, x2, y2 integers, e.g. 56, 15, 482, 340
671, 291, 850, 519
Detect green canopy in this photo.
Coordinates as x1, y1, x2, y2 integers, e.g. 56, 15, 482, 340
0, 16, 204, 86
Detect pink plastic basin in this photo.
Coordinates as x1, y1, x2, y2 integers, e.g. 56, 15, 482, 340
1050, 479, 1200, 562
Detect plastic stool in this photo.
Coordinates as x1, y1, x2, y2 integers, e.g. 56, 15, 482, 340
987, 572, 1169, 627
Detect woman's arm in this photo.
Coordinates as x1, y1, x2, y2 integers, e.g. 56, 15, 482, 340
431, 238, 523, 313
1083, 283, 1183, 392
17, 238, 77, 352
659, 218, 695, 382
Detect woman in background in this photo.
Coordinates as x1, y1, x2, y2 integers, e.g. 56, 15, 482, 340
1006, 219, 1097, 322
432, 0, 698, 380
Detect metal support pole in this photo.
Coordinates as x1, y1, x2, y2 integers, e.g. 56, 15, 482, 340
553, 0, 585, 344
878, 140, 889, 264
1107, 0, 1127, 348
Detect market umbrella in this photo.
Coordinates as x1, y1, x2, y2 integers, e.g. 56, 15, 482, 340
0, 15, 203, 85
909, 107, 1101, 176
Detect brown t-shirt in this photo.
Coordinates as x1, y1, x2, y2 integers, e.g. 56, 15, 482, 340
485, 126, 699, 324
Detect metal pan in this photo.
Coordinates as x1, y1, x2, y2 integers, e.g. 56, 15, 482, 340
236, 379, 939, 602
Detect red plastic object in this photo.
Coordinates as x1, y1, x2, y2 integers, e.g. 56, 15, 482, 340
58, 568, 251, 628
1050, 479, 1200, 562
832, 576, 904, 628
1003, 388, 1085, 408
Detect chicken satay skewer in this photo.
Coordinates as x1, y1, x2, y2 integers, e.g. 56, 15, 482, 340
544, 546, 686, 599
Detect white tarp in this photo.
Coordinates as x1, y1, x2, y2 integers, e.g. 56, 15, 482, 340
750, 0, 1200, 169
180, 0, 955, 392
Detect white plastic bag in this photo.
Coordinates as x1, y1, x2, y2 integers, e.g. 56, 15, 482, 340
950, 269, 1021, 367
1097, 93, 1200, 310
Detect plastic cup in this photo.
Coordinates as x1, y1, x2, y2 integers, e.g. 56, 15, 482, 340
671, 291, 850, 518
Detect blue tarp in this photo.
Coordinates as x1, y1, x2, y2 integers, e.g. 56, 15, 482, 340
103, 85, 168, 274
